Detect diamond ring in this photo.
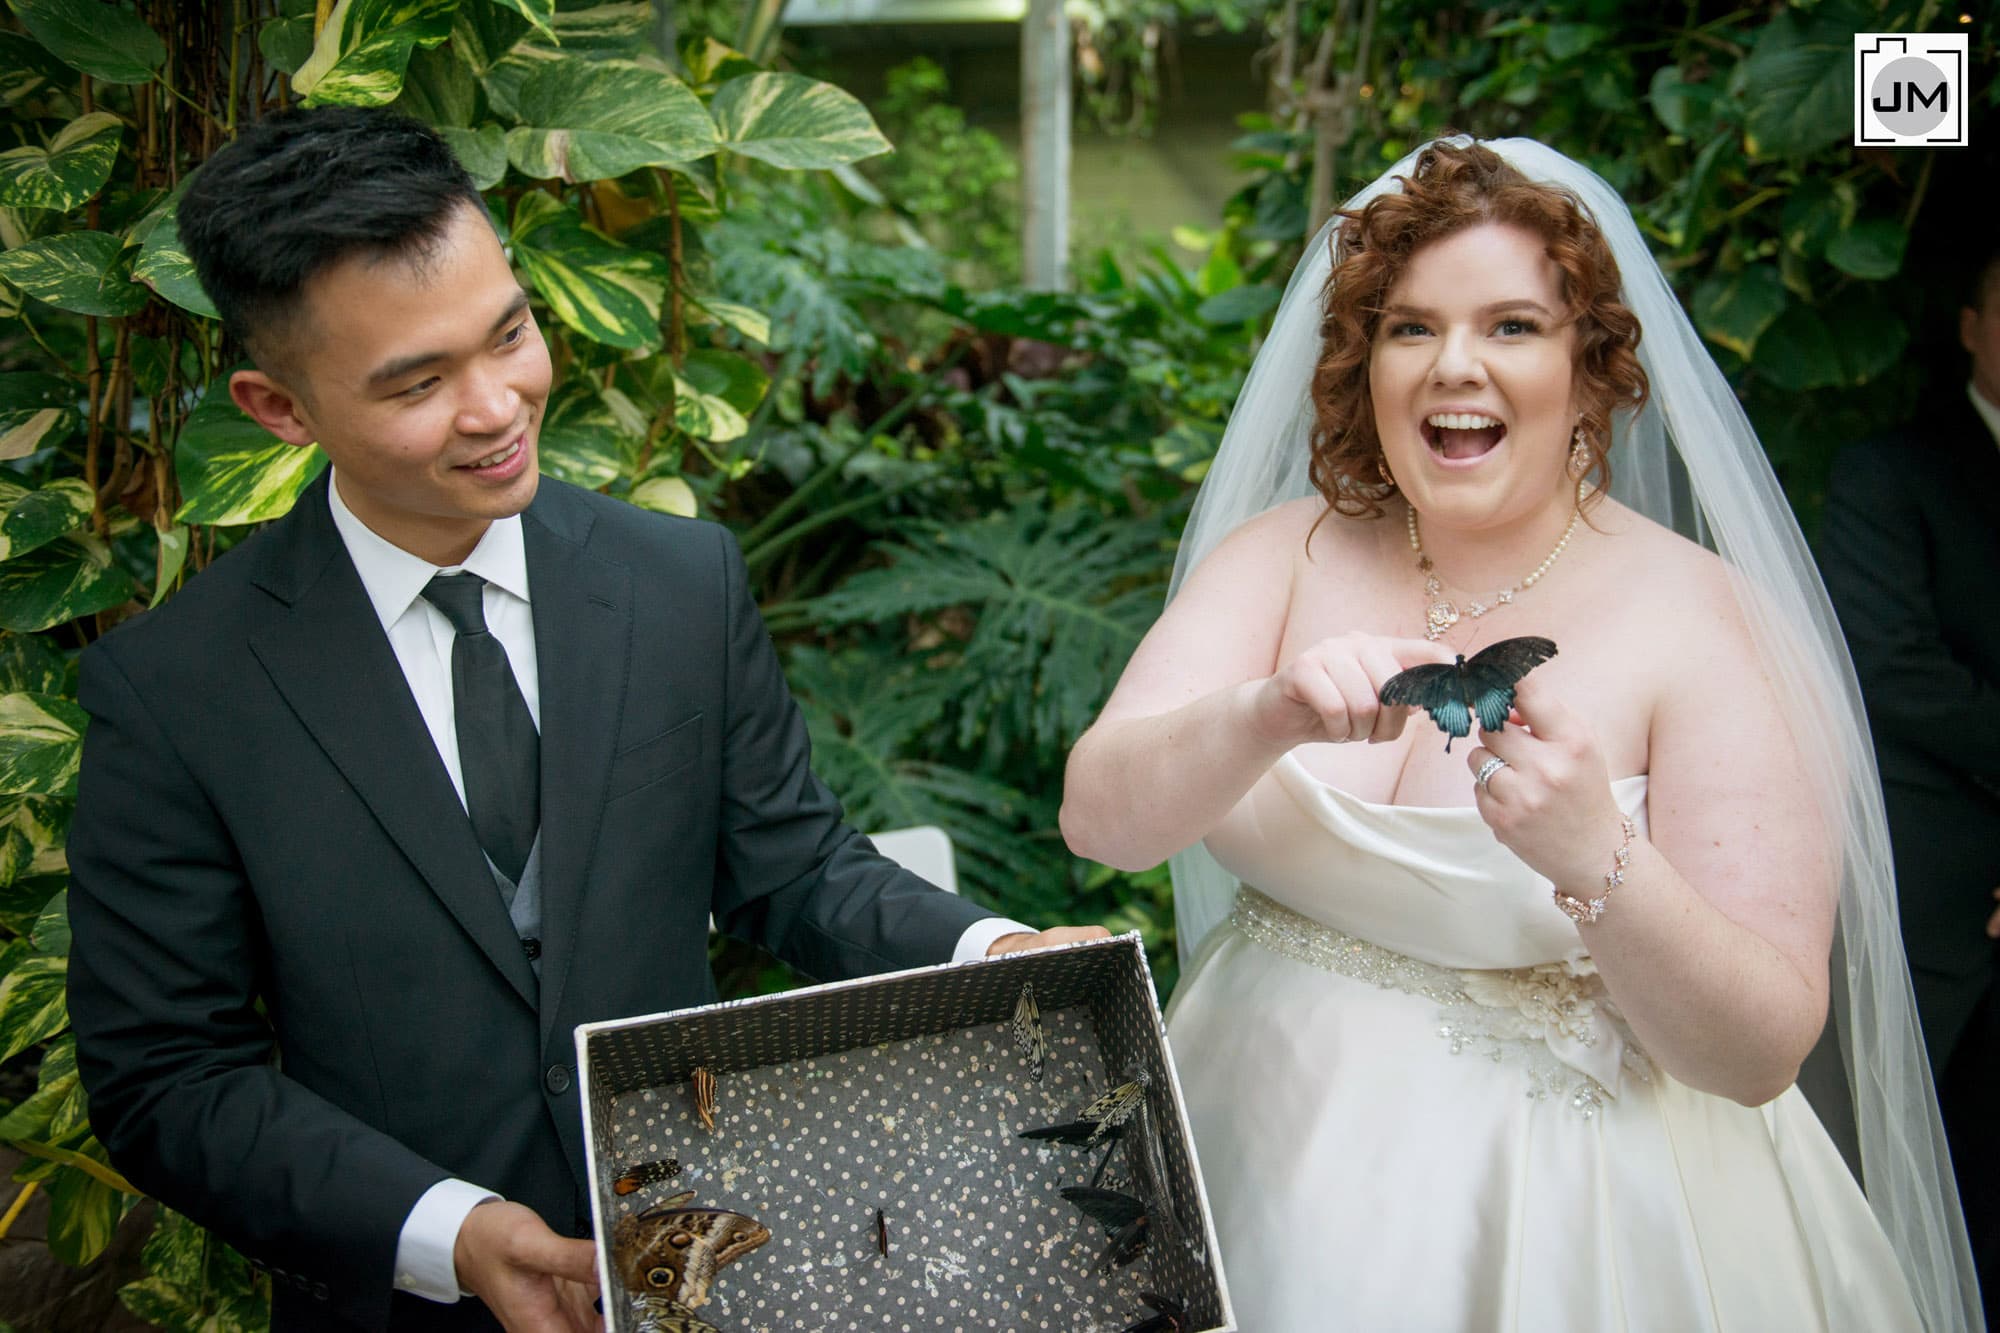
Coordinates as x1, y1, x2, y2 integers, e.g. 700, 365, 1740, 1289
1474, 756, 1510, 791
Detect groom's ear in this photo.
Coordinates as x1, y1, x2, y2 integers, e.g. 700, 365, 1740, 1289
231, 368, 318, 449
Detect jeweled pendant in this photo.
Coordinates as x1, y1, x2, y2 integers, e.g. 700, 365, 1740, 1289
1425, 599, 1460, 641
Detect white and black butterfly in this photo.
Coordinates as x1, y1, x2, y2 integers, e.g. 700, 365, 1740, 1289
1380, 635, 1557, 752
1010, 982, 1050, 1082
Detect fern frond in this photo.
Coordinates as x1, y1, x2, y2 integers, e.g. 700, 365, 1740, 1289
803, 502, 1171, 760
786, 647, 1053, 904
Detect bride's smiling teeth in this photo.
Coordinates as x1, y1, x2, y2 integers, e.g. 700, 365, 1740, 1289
1420, 411, 1507, 459
466, 439, 520, 469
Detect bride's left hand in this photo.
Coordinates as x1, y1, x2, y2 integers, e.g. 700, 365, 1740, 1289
1463, 674, 1628, 892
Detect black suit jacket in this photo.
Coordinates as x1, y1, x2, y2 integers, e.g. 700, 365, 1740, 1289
64, 474, 993, 1331
1820, 396, 2000, 1064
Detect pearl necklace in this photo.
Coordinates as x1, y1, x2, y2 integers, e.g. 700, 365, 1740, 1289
1407, 501, 1580, 642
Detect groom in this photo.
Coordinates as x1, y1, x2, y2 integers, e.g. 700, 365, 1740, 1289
63, 106, 1100, 1332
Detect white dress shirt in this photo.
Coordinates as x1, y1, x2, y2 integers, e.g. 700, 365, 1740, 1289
324, 476, 1029, 1303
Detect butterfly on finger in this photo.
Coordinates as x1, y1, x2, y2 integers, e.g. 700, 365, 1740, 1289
1379, 636, 1557, 752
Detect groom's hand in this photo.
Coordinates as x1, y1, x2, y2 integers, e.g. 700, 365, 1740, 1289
454, 1199, 604, 1333
985, 925, 1112, 955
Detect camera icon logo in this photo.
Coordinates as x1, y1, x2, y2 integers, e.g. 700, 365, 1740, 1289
1855, 33, 1969, 147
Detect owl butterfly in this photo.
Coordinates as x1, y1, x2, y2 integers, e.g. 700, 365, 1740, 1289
1010, 982, 1050, 1081
630, 1293, 723, 1333
1060, 1185, 1149, 1272
613, 1158, 682, 1196
1379, 636, 1558, 752
611, 1191, 772, 1309
1120, 1292, 1190, 1333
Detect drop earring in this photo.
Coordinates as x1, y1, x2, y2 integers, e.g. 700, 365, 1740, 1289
1567, 424, 1592, 478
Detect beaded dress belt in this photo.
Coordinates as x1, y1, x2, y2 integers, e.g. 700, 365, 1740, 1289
1227, 885, 1650, 1112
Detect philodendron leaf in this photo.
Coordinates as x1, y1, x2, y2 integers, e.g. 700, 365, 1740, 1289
505, 56, 719, 182
489, 0, 554, 41
629, 476, 696, 516
509, 192, 667, 351
0, 477, 94, 562
439, 125, 508, 190
710, 72, 891, 170
0, 112, 122, 212
537, 384, 630, 489
294, 0, 459, 107
0, 949, 67, 1061
45, 1162, 120, 1266
0, 693, 87, 799
0, 534, 137, 633
0, 374, 76, 463
174, 389, 326, 525
8, 0, 166, 85
130, 198, 220, 319
0, 232, 146, 317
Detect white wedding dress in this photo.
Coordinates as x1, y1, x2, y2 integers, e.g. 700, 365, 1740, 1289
1165, 751, 1922, 1332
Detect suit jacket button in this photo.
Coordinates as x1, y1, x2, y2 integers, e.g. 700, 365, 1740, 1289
544, 1064, 571, 1094
521, 936, 542, 961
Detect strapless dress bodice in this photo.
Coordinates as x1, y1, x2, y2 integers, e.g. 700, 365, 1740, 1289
1202, 750, 1650, 971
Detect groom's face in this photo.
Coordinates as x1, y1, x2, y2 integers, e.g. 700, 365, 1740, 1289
230, 202, 552, 566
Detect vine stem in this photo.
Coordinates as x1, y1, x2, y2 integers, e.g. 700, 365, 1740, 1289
0, 1180, 37, 1240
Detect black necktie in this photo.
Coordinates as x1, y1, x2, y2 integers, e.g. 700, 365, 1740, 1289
422, 573, 539, 883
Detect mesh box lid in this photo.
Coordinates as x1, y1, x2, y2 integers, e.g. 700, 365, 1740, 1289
574, 932, 1234, 1332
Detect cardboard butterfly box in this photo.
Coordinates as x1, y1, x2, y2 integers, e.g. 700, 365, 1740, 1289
575, 932, 1236, 1332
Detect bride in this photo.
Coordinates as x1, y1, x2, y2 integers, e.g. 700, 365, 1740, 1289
1060, 139, 1981, 1331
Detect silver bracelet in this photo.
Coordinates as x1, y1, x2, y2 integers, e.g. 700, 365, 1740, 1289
1553, 814, 1637, 925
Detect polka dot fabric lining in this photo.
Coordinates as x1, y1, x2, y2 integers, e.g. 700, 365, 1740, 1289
579, 935, 1230, 1332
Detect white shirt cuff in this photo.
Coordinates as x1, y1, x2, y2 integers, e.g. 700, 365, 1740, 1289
953, 917, 1037, 963
395, 1178, 501, 1302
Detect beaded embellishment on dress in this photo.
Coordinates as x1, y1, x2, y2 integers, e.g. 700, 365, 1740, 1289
1229, 885, 1652, 1113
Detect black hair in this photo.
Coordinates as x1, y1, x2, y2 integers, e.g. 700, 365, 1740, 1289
178, 105, 482, 365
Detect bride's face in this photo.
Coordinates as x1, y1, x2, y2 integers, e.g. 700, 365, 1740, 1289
1368, 222, 1580, 534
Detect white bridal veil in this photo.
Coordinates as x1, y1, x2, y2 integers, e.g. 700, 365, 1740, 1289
1166, 137, 1982, 1332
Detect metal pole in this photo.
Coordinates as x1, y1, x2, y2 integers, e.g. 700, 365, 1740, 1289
1021, 0, 1071, 291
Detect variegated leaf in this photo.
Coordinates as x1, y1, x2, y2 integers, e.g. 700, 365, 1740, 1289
0, 372, 76, 462
30, 885, 68, 953
0, 1034, 81, 1140
0, 693, 87, 799
672, 377, 747, 444
505, 57, 719, 182
549, 0, 648, 52
8, 0, 166, 86
294, 0, 458, 108
0, 630, 66, 695
0, 795, 68, 892
150, 523, 188, 609
489, 0, 554, 41
0, 112, 122, 212
688, 296, 770, 347
46, 1162, 120, 1266
0, 949, 67, 1062
680, 348, 768, 418
0, 407, 70, 461
173, 390, 326, 526
510, 192, 666, 351
710, 72, 891, 170
629, 476, 696, 517
0, 231, 146, 317
0, 477, 94, 562
478, 41, 562, 118
440, 124, 508, 189
537, 383, 631, 488
130, 197, 220, 319
1, 31, 73, 105
0, 534, 137, 633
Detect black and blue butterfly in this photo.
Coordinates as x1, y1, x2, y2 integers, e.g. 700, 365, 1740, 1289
1379, 636, 1557, 752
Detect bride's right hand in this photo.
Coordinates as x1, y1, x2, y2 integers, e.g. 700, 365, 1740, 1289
1248, 633, 1456, 747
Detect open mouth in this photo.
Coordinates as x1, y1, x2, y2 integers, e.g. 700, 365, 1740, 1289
1421, 411, 1506, 461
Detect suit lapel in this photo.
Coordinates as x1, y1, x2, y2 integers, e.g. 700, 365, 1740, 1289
245, 477, 538, 1008
521, 488, 632, 1040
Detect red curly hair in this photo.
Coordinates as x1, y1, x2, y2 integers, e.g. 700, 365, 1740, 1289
1308, 140, 1649, 519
